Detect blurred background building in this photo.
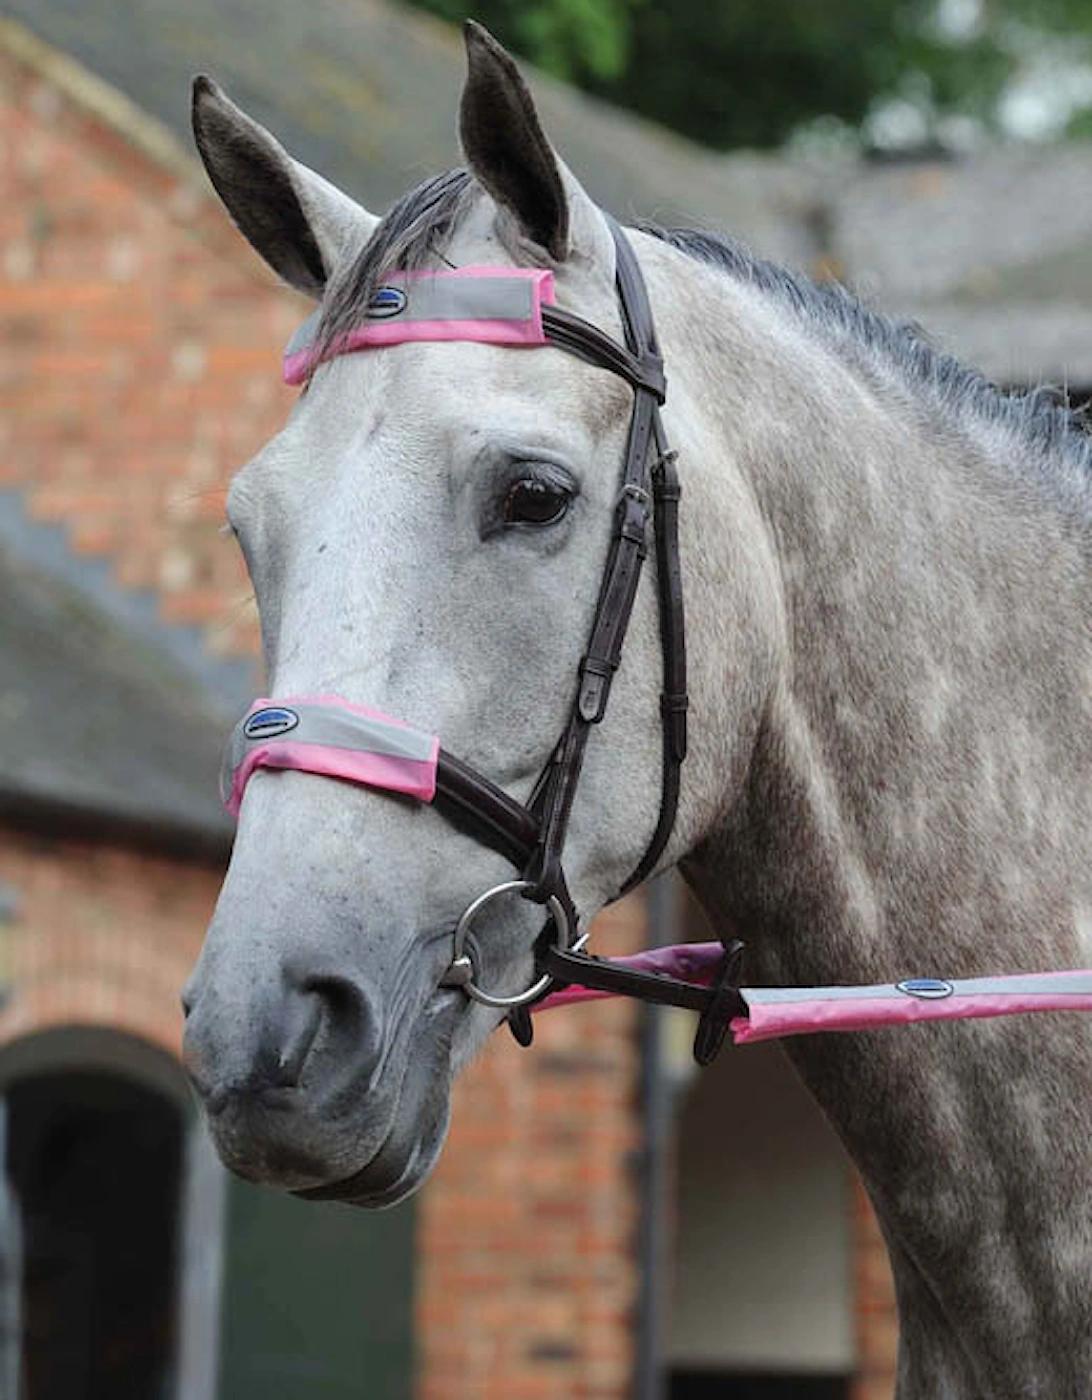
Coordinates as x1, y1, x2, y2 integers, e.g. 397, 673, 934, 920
1, 1, 1090, 1397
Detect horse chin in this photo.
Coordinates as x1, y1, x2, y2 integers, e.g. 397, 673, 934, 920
307, 1091, 452, 1208
299, 1018, 457, 1207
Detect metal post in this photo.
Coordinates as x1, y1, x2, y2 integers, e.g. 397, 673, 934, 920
0, 1097, 23, 1400
634, 874, 683, 1400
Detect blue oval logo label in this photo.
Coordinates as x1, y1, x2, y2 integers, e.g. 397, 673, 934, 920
367, 286, 407, 319
896, 978, 954, 1000
244, 707, 300, 741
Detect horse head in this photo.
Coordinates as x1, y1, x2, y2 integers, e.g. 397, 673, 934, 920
181, 25, 767, 1204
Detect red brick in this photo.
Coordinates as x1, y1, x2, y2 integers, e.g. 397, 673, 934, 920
852, 1175, 899, 1395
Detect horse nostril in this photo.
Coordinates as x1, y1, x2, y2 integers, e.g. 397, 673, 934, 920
183, 967, 382, 1113
295, 971, 382, 1084
275, 992, 323, 1087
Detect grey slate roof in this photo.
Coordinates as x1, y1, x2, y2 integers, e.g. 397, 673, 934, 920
0, 0, 817, 268
831, 149, 1092, 385
0, 506, 236, 859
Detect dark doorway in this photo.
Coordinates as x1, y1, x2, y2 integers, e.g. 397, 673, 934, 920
5, 1069, 183, 1400
671, 1372, 849, 1399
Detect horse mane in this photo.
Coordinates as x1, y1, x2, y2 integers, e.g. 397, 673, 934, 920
314, 166, 1092, 504
646, 222, 1092, 505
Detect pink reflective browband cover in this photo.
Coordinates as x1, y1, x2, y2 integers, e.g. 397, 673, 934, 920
534, 943, 1092, 1044
283, 267, 556, 384
221, 697, 439, 817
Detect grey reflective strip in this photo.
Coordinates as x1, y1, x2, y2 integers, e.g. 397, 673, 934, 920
743, 984, 918, 1006
743, 971, 1092, 1006
286, 704, 434, 761
398, 276, 535, 323
285, 276, 537, 356
222, 703, 435, 796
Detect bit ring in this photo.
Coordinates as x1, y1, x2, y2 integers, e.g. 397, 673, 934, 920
441, 879, 581, 1009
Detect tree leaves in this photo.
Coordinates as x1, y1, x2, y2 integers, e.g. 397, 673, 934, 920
405, 0, 1092, 150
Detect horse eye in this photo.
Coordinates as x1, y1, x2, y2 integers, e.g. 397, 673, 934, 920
502, 478, 571, 528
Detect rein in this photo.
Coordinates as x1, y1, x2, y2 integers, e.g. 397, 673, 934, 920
222, 219, 1092, 1066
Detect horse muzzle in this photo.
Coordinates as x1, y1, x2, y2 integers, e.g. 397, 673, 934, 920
182, 950, 457, 1197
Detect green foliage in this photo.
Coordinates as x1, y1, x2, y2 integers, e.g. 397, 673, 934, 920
591, 0, 932, 148
403, 0, 1092, 149
420, 0, 644, 81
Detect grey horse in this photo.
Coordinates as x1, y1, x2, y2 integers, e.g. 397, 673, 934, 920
182, 24, 1092, 1397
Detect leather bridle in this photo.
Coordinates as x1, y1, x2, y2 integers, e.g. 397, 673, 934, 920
424, 215, 693, 1040
224, 215, 749, 1064
223, 216, 1092, 1084
428, 220, 1092, 1062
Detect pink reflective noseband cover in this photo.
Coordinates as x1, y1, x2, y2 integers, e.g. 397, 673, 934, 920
221, 697, 439, 817
283, 266, 556, 384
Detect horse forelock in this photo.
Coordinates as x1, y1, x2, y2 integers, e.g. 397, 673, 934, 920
310, 168, 479, 378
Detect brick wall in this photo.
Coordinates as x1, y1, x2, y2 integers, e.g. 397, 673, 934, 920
0, 29, 650, 1399
850, 1178, 899, 1400
0, 29, 299, 659
0, 827, 646, 1399
0, 832, 215, 1057
418, 897, 645, 1400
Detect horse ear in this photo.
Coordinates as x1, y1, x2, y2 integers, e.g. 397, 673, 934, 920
459, 22, 611, 269
192, 77, 379, 298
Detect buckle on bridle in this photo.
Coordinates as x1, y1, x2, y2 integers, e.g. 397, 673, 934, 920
692, 939, 745, 1066
619, 481, 652, 511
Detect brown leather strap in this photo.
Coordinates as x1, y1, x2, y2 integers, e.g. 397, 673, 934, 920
434, 750, 539, 868
540, 939, 747, 1067
527, 219, 686, 900
602, 217, 687, 891
619, 441, 687, 893
430, 220, 690, 1034
539, 946, 723, 1012
541, 306, 666, 402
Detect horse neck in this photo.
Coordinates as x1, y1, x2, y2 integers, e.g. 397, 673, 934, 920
655, 245, 1092, 1392
666, 256, 1092, 979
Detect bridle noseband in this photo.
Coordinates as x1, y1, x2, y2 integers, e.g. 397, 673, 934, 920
224, 215, 699, 1043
